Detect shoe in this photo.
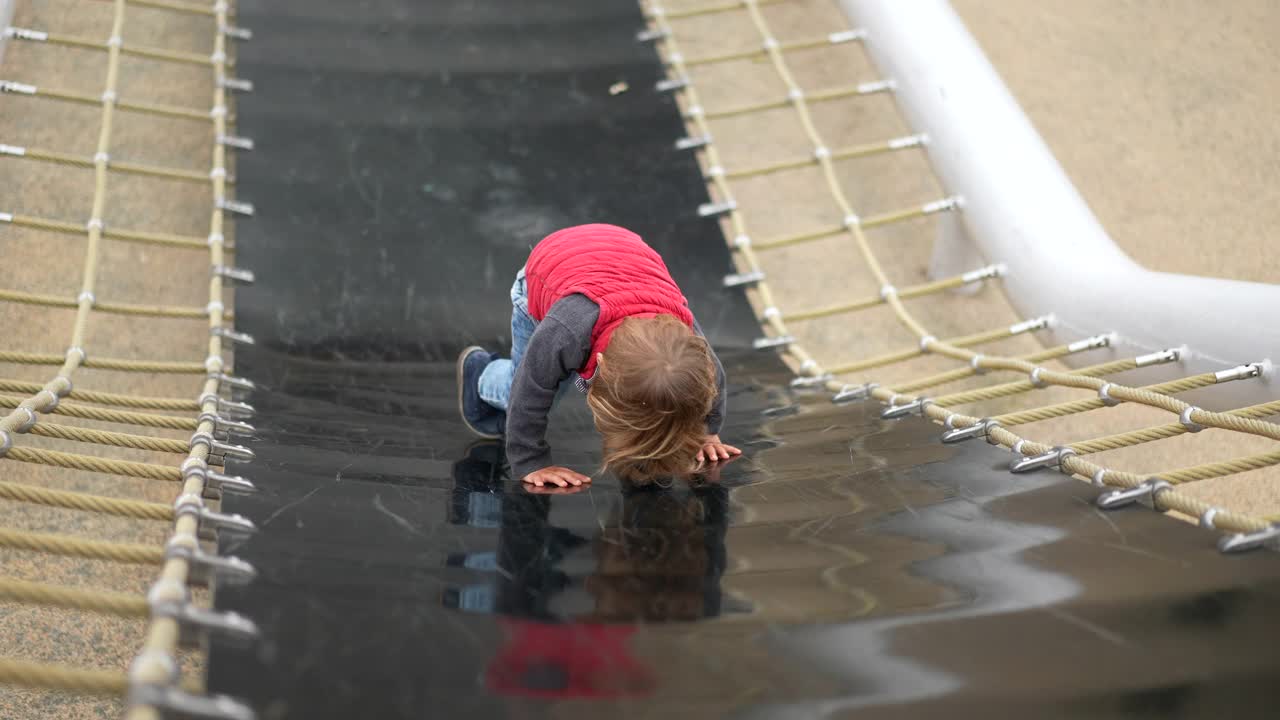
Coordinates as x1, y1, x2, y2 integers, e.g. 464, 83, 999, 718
449, 440, 505, 527
457, 346, 505, 439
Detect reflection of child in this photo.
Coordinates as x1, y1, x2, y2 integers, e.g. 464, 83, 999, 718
457, 224, 740, 488
587, 485, 730, 623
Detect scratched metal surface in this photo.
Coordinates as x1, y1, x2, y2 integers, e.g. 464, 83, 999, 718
207, 1, 1280, 718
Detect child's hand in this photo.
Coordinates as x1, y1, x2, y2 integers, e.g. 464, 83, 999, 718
696, 435, 741, 465
523, 466, 592, 488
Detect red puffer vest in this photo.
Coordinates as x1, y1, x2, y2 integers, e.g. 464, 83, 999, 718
525, 224, 694, 380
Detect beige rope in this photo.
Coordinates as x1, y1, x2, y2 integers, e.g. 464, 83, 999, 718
0, 481, 173, 521
784, 273, 970, 323
752, 201, 944, 251
0, 577, 149, 616
36, 29, 231, 68
0, 394, 198, 430
682, 35, 833, 68
827, 323, 1029, 376
0, 379, 198, 411
0, 351, 207, 373
0, 658, 128, 696
929, 358, 1139, 407
10, 83, 216, 122
1070, 400, 1280, 455
5, 145, 230, 184
891, 343, 1075, 394
723, 132, 914, 178
27, 420, 189, 454
0, 526, 164, 564
89, 0, 220, 16
5, 446, 183, 482
0, 287, 230, 320
993, 372, 1217, 427
651, 0, 788, 20
7, 212, 216, 251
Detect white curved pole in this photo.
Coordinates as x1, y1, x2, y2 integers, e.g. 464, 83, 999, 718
840, 0, 1278, 409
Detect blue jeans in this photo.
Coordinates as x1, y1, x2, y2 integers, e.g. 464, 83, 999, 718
478, 268, 536, 411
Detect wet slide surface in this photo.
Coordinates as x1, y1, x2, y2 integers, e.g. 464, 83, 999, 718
208, 1, 1280, 718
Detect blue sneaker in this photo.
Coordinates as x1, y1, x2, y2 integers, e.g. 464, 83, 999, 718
457, 346, 505, 439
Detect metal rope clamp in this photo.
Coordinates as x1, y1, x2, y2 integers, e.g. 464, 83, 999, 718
790, 373, 834, 390
198, 412, 256, 440
190, 431, 256, 463
182, 457, 257, 498
832, 382, 877, 404
147, 577, 258, 648
199, 392, 256, 420
0, 430, 11, 458
1218, 523, 1280, 553
941, 418, 999, 444
128, 682, 256, 720
211, 326, 255, 346
165, 535, 256, 586
128, 649, 256, 720
1096, 477, 1172, 511
174, 492, 256, 541
1097, 382, 1120, 406
208, 371, 258, 393
881, 397, 932, 420
14, 407, 37, 433
752, 334, 794, 350
1009, 445, 1075, 473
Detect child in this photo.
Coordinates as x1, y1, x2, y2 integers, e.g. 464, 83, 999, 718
457, 224, 740, 488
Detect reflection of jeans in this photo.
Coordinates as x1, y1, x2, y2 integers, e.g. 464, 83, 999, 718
478, 268, 536, 411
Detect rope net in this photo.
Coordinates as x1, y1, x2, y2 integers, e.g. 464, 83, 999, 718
643, 0, 1280, 551
1, 0, 256, 716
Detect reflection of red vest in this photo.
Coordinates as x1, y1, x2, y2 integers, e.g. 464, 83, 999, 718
486, 619, 654, 699
525, 224, 693, 379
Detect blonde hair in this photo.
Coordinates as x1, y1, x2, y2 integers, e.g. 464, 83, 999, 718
587, 315, 716, 484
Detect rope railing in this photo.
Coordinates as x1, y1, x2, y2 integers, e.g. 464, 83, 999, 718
0, 378, 202, 411
87, 0, 228, 16
883, 336, 1111, 395
3, 25, 234, 68
646, 0, 788, 21
1, 79, 222, 122
0, 350, 208, 373
0, 287, 232, 320
778, 264, 1003, 322
1, 1, 260, 715
0, 394, 200, 430
672, 29, 865, 67
647, 0, 1280, 552
3, 211, 230, 250
2, 141, 235, 184
826, 316, 1048, 376
720, 131, 920, 179
750, 197, 958, 251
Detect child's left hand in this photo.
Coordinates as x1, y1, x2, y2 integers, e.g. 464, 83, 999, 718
696, 435, 742, 465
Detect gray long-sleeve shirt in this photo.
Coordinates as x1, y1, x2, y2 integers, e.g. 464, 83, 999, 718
507, 293, 726, 480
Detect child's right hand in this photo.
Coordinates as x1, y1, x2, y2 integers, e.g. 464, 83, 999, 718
522, 466, 592, 488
